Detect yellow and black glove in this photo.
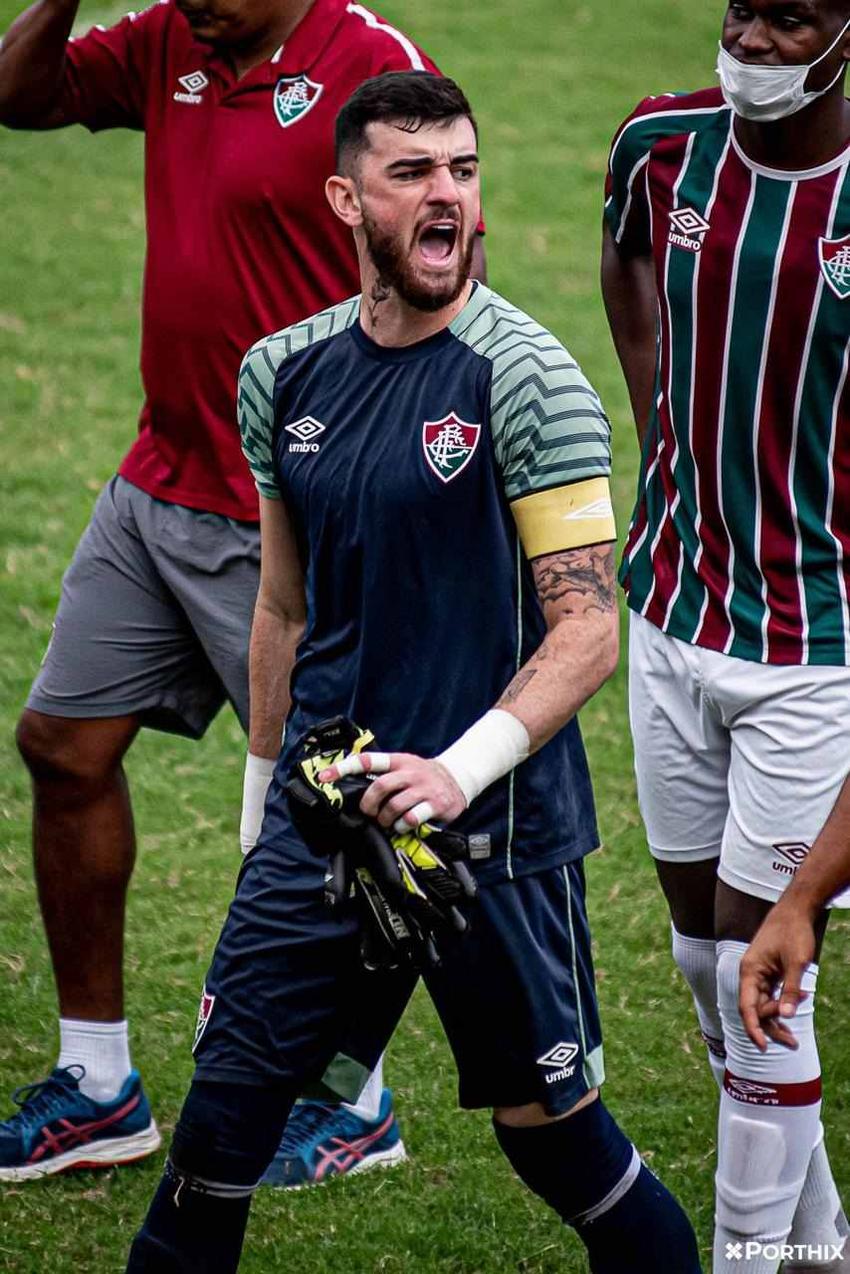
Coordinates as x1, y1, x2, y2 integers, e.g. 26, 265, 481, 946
285, 717, 477, 970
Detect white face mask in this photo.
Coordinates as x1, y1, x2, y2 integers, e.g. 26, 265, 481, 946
716, 19, 850, 122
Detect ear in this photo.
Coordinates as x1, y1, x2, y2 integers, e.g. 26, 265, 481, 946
325, 174, 363, 227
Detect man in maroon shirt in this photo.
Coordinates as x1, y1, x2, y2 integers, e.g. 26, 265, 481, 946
0, 0, 485, 1182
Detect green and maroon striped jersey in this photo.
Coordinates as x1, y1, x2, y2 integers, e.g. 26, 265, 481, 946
606, 88, 850, 666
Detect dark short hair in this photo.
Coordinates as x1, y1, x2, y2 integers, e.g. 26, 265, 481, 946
335, 71, 477, 173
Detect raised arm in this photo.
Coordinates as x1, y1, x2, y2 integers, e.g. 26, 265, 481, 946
0, 0, 80, 128
600, 224, 657, 447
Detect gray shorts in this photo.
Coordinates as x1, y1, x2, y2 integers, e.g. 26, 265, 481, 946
27, 476, 259, 738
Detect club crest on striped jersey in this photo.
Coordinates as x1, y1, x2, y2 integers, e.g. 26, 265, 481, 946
668, 207, 711, 253
193, 986, 215, 1052
422, 414, 481, 483
819, 235, 850, 299
273, 74, 323, 128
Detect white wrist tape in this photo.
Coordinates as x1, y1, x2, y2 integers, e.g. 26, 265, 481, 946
435, 709, 530, 807
240, 753, 276, 855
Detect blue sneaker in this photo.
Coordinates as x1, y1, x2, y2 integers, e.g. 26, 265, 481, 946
262, 1088, 407, 1187
0, 1065, 161, 1181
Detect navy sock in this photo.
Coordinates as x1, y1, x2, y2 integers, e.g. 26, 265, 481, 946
126, 1080, 295, 1274
493, 1099, 701, 1274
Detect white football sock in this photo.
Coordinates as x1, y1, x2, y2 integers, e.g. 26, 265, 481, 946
341, 1055, 384, 1123
786, 1125, 844, 1265
670, 927, 843, 1259
671, 926, 726, 1087
58, 1018, 132, 1104
714, 941, 822, 1274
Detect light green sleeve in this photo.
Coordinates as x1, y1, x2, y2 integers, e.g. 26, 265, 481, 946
238, 297, 361, 500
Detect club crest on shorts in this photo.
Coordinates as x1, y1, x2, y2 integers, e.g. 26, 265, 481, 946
819, 234, 850, 299
273, 74, 323, 128
422, 413, 481, 483
193, 985, 215, 1052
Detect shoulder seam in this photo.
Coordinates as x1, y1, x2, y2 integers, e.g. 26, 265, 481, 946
344, 3, 425, 69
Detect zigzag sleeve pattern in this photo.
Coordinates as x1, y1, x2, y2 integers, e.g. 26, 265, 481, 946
458, 292, 612, 504
238, 297, 360, 499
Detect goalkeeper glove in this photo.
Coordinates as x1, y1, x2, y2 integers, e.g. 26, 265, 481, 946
285, 717, 477, 970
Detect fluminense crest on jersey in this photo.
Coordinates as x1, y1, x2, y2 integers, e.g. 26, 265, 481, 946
422, 414, 481, 483
273, 75, 323, 129
819, 235, 850, 299
668, 207, 711, 253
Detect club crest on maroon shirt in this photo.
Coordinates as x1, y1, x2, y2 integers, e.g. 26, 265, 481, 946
273, 74, 323, 129
819, 234, 850, 300
422, 414, 481, 484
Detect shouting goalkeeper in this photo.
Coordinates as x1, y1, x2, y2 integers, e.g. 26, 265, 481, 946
126, 71, 700, 1273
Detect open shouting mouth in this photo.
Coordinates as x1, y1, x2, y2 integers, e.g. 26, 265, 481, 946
417, 219, 460, 268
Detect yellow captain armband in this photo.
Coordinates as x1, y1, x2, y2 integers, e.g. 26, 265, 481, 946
510, 477, 617, 560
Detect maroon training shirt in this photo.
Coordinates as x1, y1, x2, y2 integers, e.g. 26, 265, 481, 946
59, 0, 440, 519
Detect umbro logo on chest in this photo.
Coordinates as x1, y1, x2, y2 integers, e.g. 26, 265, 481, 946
286, 416, 326, 453
173, 71, 209, 104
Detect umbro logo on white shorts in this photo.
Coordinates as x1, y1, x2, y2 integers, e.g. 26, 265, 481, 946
286, 416, 326, 454
537, 1042, 579, 1085
174, 71, 209, 104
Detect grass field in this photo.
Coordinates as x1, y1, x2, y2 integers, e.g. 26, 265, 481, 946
2, 1, 850, 1270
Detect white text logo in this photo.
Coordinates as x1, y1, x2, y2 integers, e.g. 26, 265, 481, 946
174, 70, 209, 104
537, 1042, 579, 1085
286, 416, 326, 454
726, 1241, 846, 1263
668, 207, 710, 253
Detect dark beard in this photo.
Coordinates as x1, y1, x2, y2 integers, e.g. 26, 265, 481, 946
361, 211, 474, 313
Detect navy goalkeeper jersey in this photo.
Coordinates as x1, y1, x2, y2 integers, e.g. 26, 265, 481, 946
239, 283, 613, 883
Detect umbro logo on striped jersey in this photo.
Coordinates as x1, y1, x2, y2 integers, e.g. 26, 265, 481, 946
668, 207, 710, 254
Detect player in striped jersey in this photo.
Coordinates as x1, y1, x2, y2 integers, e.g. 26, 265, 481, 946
602, 3, 850, 1271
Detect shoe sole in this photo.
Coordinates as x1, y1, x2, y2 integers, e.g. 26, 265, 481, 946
0, 1119, 162, 1181
266, 1137, 408, 1190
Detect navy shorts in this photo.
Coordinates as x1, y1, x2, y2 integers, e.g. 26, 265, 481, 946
193, 801, 605, 1116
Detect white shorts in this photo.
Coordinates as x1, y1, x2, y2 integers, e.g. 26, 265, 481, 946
628, 612, 850, 908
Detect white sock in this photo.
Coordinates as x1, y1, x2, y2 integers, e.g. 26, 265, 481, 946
714, 942, 822, 1274
341, 1055, 384, 1123
58, 1018, 132, 1104
671, 926, 726, 1087
787, 1126, 844, 1263
670, 927, 843, 1258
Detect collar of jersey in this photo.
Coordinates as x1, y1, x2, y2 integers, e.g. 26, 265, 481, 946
350, 282, 490, 363
199, 0, 349, 85
730, 116, 850, 182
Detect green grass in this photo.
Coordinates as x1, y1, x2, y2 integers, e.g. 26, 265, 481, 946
2, 1, 850, 1270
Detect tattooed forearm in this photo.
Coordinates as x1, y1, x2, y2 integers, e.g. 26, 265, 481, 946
496, 668, 538, 707
532, 544, 616, 616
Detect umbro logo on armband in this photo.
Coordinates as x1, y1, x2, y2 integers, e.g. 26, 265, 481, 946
285, 416, 327, 454
174, 71, 209, 104
668, 207, 711, 253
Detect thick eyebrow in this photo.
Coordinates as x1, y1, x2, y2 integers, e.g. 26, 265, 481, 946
385, 152, 480, 173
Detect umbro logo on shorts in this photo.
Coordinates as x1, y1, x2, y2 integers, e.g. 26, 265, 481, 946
668, 207, 710, 254
286, 417, 326, 454
771, 841, 810, 878
174, 71, 209, 104
537, 1042, 579, 1085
